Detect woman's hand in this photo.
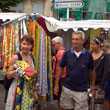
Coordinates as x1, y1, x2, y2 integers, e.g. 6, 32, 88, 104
97, 88, 103, 94
34, 90, 38, 102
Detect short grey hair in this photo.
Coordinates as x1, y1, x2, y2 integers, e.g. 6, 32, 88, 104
104, 40, 110, 49
52, 36, 63, 45
72, 31, 85, 40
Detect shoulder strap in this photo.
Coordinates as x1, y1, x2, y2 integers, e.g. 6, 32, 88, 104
30, 54, 35, 65
95, 52, 106, 69
16, 52, 35, 65
16, 52, 22, 60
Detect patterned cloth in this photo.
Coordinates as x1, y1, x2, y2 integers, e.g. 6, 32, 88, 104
5, 78, 17, 110
5, 60, 36, 110
37, 28, 48, 96
47, 36, 53, 101
13, 78, 24, 110
21, 76, 35, 110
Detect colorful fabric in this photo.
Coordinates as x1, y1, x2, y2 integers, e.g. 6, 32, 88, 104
13, 78, 24, 110
0, 27, 1, 68
21, 77, 35, 110
47, 36, 53, 101
35, 23, 41, 70
1, 18, 53, 103
15, 22, 20, 53
5, 78, 18, 110
37, 28, 48, 96
6, 60, 37, 110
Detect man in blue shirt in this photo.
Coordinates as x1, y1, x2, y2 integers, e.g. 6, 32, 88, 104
54, 31, 95, 110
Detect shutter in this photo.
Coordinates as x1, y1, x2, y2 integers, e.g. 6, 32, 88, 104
32, 3, 43, 14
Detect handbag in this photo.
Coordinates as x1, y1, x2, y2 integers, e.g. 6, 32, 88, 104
3, 75, 14, 90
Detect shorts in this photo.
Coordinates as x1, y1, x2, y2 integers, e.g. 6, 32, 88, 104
53, 78, 65, 100
60, 86, 88, 110
105, 80, 110, 99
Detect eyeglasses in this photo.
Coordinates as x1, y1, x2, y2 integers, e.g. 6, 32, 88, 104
52, 42, 59, 46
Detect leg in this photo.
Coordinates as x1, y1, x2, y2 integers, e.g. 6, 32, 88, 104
104, 81, 110, 110
58, 99, 64, 110
60, 86, 74, 110
104, 99, 110, 110
74, 92, 88, 110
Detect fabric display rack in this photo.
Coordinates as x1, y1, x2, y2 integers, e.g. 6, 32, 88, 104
0, 13, 53, 102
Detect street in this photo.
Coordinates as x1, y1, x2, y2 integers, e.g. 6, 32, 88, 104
0, 83, 58, 110
0, 72, 58, 110
0, 84, 5, 110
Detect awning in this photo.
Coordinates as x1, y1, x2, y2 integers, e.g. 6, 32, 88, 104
0, 13, 110, 32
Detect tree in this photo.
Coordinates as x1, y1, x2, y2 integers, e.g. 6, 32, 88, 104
0, 0, 26, 12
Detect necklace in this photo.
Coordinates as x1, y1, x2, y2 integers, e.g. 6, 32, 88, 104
26, 59, 28, 63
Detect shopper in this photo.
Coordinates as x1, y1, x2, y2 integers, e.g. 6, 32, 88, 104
90, 36, 107, 110
54, 31, 95, 110
103, 40, 110, 110
5, 35, 38, 110
52, 36, 66, 110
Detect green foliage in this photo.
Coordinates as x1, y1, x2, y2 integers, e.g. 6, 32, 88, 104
0, 0, 26, 12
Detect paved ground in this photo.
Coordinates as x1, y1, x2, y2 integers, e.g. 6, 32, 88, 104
0, 84, 6, 110
0, 83, 58, 110
0, 73, 58, 110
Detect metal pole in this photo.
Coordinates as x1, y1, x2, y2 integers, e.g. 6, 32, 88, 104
67, 8, 69, 21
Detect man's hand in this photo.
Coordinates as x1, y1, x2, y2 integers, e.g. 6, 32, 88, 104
54, 84, 59, 96
89, 89, 95, 97
52, 56, 56, 61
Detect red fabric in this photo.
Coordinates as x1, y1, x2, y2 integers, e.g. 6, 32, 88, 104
53, 48, 66, 78
37, 17, 48, 33
0, 19, 3, 26
24, 66, 37, 76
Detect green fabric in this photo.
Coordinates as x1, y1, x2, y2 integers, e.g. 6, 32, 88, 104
21, 77, 35, 110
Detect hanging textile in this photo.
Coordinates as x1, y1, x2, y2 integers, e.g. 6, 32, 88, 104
37, 28, 48, 96
46, 36, 53, 101
0, 27, 1, 68
22, 19, 28, 35
0, 15, 53, 103
15, 22, 20, 53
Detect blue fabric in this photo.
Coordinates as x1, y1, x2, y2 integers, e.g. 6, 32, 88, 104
14, 78, 24, 110
59, 48, 94, 92
105, 80, 110, 99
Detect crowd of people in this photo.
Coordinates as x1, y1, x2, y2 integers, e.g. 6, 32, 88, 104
3, 31, 110, 110
53, 32, 110, 110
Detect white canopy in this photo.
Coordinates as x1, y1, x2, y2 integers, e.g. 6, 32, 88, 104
43, 16, 110, 32
0, 13, 27, 21
0, 13, 110, 32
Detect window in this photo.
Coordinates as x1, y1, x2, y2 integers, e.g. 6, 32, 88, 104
32, 3, 43, 14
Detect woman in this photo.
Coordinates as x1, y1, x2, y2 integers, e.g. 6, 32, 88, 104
102, 40, 110, 110
5, 35, 38, 110
90, 36, 107, 110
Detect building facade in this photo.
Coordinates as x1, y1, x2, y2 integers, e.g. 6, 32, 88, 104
52, 0, 110, 20
12, 0, 53, 17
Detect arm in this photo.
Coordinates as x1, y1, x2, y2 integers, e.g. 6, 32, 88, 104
89, 69, 95, 96
7, 55, 18, 79
98, 55, 110, 91
54, 66, 64, 96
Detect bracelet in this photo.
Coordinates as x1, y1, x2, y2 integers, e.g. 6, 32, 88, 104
91, 87, 95, 90
34, 89, 37, 92
15, 70, 18, 73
